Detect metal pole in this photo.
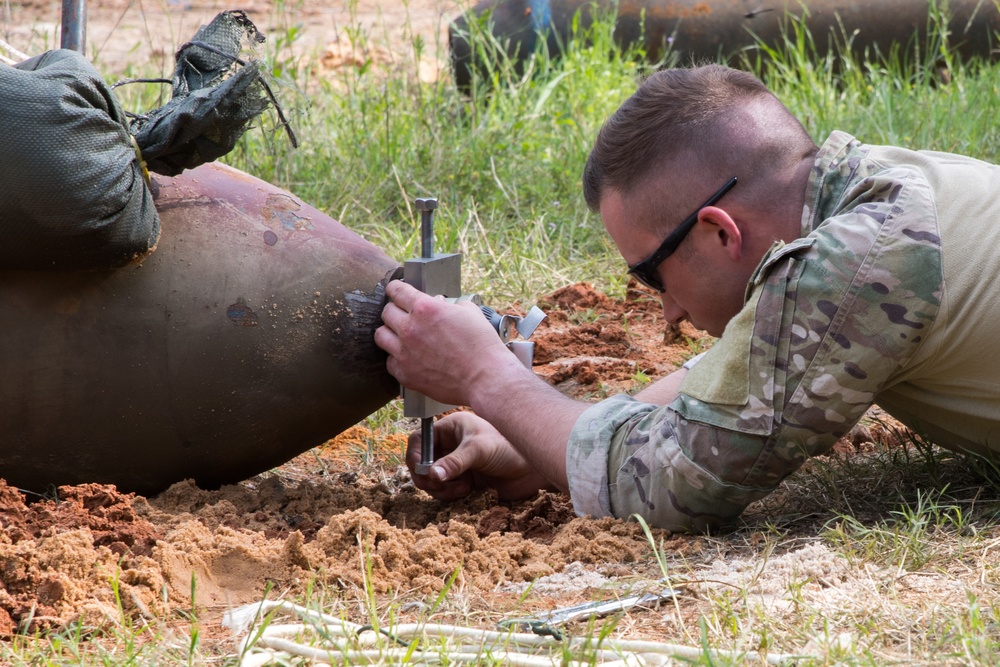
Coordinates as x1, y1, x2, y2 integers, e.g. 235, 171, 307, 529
60, 0, 86, 54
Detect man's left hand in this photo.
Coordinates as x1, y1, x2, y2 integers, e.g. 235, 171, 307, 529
406, 411, 552, 501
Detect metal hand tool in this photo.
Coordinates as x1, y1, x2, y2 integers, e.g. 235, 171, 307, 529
498, 584, 683, 638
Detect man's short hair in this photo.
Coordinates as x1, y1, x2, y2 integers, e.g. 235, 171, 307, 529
582, 65, 815, 213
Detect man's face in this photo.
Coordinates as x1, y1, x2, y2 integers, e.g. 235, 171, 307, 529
600, 187, 745, 338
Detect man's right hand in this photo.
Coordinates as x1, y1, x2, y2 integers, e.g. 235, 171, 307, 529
406, 412, 554, 501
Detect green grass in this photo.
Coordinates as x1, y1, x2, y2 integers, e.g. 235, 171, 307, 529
214, 1, 1000, 312
214, 1, 643, 307
8, 1, 1000, 664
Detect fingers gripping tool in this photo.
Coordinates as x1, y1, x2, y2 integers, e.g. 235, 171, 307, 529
400, 197, 545, 475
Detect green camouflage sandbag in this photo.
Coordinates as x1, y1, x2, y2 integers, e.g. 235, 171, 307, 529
0, 49, 159, 270
0, 10, 287, 271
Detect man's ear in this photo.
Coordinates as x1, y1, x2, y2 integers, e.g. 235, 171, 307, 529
697, 206, 743, 260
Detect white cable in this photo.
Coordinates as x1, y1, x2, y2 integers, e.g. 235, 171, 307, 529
0, 37, 29, 63
224, 600, 364, 635
257, 626, 641, 663
228, 600, 816, 667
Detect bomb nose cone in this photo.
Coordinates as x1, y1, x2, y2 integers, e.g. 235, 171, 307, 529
0, 162, 401, 496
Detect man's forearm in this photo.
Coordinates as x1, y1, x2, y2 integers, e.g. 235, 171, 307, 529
465, 353, 586, 492
466, 360, 690, 493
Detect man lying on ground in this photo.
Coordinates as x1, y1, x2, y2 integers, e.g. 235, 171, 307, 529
376, 64, 1000, 532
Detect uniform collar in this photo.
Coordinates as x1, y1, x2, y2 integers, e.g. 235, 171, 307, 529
800, 130, 868, 237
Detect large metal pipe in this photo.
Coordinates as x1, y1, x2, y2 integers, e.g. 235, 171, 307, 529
0, 163, 402, 496
450, 0, 1000, 91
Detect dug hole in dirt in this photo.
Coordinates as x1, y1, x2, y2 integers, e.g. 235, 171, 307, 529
0, 281, 712, 639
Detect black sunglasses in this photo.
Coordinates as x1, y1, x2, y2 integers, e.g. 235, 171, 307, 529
627, 176, 738, 293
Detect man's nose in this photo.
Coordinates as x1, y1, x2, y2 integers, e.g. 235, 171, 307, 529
659, 293, 686, 325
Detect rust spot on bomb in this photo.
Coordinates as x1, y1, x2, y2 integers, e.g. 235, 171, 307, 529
227, 297, 259, 326
263, 193, 313, 231
650, 2, 712, 19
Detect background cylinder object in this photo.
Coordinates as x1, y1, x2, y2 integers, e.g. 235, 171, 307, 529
0, 163, 401, 496
450, 0, 1000, 91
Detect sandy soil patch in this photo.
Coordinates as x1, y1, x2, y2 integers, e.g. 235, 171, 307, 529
3, 0, 464, 77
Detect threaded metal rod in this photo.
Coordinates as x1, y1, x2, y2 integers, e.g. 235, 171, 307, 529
420, 417, 434, 473
413, 197, 439, 474
415, 198, 438, 259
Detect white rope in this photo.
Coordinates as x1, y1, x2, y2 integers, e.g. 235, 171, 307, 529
225, 600, 817, 667
0, 37, 29, 64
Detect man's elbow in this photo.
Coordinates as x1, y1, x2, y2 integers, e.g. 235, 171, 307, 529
608, 486, 739, 533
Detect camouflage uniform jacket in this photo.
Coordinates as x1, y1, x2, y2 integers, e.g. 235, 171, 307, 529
567, 131, 1000, 532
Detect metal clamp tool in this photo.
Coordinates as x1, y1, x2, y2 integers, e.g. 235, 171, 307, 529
497, 585, 683, 639
401, 197, 545, 475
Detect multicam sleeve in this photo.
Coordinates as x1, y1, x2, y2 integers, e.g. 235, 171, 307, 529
565, 394, 657, 519
567, 394, 781, 532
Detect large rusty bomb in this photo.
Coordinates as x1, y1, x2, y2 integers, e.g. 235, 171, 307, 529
0, 163, 401, 495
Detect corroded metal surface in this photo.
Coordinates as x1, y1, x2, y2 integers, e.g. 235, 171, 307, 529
60, 0, 87, 53
451, 0, 1000, 90
0, 163, 401, 495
